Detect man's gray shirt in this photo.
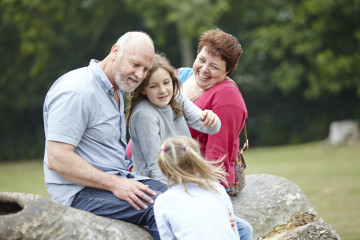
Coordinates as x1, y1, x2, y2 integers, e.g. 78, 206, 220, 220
43, 60, 145, 206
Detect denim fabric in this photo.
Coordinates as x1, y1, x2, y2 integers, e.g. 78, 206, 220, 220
235, 216, 254, 240
71, 179, 167, 240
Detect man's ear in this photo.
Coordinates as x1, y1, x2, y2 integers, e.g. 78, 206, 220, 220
111, 44, 120, 61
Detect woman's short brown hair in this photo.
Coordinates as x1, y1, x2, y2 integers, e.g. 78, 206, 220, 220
198, 29, 243, 76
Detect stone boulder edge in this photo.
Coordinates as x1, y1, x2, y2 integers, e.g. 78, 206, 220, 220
266, 218, 342, 240
0, 192, 153, 240
231, 174, 341, 239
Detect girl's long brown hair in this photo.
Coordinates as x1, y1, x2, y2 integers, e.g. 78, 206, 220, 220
126, 53, 183, 126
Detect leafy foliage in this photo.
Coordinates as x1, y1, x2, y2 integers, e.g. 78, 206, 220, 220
0, 0, 144, 160
240, 0, 360, 98
125, 0, 229, 66
218, 0, 360, 146
0, 0, 359, 160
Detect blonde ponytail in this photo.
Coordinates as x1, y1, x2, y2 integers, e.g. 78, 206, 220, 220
158, 136, 228, 195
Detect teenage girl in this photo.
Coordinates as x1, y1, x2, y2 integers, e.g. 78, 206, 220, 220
154, 135, 239, 239
126, 53, 221, 183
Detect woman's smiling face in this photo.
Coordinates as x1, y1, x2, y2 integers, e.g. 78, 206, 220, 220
142, 68, 174, 107
192, 46, 228, 90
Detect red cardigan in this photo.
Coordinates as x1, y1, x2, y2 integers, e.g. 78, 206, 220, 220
186, 80, 247, 188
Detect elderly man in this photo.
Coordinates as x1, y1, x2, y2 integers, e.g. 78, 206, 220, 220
43, 31, 167, 240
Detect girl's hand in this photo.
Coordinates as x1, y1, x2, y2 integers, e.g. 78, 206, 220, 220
200, 109, 218, 128
229, 211, 236, 230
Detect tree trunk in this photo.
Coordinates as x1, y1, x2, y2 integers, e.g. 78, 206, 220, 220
176, 25, 195, 67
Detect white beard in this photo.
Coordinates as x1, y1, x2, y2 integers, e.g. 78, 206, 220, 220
113, 56, 142, 92
115, 75, 141, 93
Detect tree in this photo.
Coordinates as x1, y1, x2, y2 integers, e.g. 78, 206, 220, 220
240, 0, 360, 99
0, 0, 144, 160
1, 0, 359, 159
125, 0, 230, 67
219, 0, 360, 145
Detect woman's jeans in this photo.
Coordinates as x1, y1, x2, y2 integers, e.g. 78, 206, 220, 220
71, 179, 167, 240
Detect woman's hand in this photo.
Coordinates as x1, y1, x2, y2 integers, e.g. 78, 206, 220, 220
200, 109, 219, 128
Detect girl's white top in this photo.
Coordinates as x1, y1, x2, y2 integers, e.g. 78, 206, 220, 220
154, 181, 239, 240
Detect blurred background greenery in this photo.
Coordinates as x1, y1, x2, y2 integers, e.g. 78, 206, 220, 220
0, 0, 359, 239
0, 0, 359, 160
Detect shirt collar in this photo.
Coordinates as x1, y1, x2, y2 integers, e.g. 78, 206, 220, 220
89, 59, 126, 95
89, 59, 115, 94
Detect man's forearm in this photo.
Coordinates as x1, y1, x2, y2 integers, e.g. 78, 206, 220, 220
47, 140, 116, 191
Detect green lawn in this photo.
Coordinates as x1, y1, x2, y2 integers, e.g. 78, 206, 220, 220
0, 160, 49, 197
245, 141, 360, 240
1, 141, 359, 239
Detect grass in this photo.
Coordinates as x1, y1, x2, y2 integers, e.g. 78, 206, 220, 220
245, 141, 360, 240
0, 141, 359, 239
0, 160, 49, 197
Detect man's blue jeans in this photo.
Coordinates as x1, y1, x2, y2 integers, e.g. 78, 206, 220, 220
235, 216, 253, 240
71, 179, 167, 240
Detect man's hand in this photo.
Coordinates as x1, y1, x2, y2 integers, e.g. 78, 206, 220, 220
200, 109, 218, 128
47, 141, 157, 211
112, 178, 157, 211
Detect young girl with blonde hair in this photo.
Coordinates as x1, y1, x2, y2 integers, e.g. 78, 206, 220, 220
154, 135, 240, 239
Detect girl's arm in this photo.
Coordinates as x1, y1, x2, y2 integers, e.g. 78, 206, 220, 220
181, 93, 221, 134
129, 104, 166, 182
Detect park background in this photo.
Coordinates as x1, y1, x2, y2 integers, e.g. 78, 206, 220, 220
0, 0, 359, 239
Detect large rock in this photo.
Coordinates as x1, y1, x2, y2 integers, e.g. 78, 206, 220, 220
328, 119, 359, 146
0, 192, 153, 240
0, 174, 341, 239
232, 174, 341, 239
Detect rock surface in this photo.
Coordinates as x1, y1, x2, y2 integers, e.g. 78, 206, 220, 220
0, 192, 152, 240
328, 119, 359, 146
232, 174, 341, 240
263, 218, 342, 240
0, 174, 341, 239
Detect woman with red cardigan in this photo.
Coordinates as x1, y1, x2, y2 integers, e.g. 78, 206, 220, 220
176, 29, 252, 240
176, 29, 247, 192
